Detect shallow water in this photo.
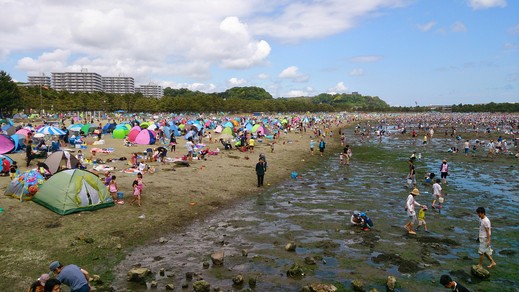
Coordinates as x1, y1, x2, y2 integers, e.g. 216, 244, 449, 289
113, 132, 519, 291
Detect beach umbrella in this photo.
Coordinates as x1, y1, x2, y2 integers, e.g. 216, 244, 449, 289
68, 124, 83, 132
37, 126, 65, 136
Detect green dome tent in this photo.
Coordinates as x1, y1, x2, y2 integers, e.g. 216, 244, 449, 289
33, 169, 114, 215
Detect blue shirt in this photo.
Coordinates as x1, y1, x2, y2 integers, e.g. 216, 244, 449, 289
57, 264, 88, 291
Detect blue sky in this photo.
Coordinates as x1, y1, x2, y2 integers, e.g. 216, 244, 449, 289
0, 0, 517, 106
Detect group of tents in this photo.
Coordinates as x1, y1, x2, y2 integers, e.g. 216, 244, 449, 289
3, 151, 114, 215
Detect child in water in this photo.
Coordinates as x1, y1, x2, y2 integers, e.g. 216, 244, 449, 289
416, 205, 429, 233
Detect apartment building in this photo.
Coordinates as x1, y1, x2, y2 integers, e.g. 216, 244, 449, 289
103, 76, 135, 94
51, 71, 103, 93
136, 84, 163, 98
27, 74, 51, 87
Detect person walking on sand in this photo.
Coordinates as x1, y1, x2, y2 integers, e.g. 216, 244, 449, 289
476, 207, 497, 269
310, 140, 315, 155
130, 180, 141, 207
108, 175, 118, 201
405, 188, 425, 235
255, 157, 266, 187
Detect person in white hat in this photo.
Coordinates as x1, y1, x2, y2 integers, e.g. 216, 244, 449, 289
404, 188, 425, 235
28, 273, 49, 292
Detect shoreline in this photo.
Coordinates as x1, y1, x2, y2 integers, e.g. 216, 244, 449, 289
0, 121, 346, 291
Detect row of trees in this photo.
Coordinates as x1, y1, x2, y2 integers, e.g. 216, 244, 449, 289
1, 71, 517, 116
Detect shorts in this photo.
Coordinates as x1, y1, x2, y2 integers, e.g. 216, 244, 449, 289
310, 147, 314, 151
408, 214, 417, 224
418, 219, 426, 226
441, 172, 448, 179
465, 148, 469, 154
319, 148, 324, 152
478, 237, 493, 255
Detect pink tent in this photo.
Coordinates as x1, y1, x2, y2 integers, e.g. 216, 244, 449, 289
127, 126, 141, 142
134, 129, 156, 145
0, 135, 15, 154
15, 128, 31, 136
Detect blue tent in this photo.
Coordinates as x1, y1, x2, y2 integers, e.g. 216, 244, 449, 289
102, 123, 117, 134
170, 124, 180, 136
10, 134, 24, 151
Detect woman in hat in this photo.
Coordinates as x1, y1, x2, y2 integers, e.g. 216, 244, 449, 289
405, 188, 425, 235
440, 159, 449, 185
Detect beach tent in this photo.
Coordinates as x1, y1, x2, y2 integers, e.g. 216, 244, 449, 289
103, 123, 117, 134
43, 150, 80, 174
10, 134, 24, 151
135, 129, 156, 145
0, 134, 15, 154
140, 122, 150, 129
214, 125, 223, 133
2, 123, 15, 135
4, 170, 45, 202
170, 124, 180, 136
221, 127, 234, 137
15, 128, 31, 136
128, 126, 141, 142
112, 127, 127, 139
33, 169, 114, 215
223, 121, 234, 128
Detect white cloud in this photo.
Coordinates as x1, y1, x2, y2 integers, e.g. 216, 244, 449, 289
258, 73, 269, 80
162, 81, 217, 92
283, 87, 315, 97
451, 21, 468, 33
278, 66, 309, 82
250, 0, 409, 43
417, 21, 436, 32
328, 82, 348, 94
228, 77, 246, 86
467, 0, 507, 9
350, 56, 381, 63
350, 68, 365, 76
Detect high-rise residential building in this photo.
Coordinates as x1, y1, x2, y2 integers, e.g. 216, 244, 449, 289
27, 74, 51, 87
103, 76, 135, 94
51, 70, 103, 93
136, 84, 163, 98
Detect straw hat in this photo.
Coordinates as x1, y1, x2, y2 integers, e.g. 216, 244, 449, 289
410, 188, 420, 195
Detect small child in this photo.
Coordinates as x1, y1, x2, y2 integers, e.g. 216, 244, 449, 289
130, 180, 141, 207
416, 205, 429, 233
9, 161, 18, 180
270, 142, 275, 153
108, 175, 118, 201
339, 153, 344, 165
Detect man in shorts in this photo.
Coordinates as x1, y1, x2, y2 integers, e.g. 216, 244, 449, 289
476, 207, 496, 269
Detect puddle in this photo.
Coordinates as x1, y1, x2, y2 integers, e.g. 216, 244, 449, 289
113, 129, 519, 291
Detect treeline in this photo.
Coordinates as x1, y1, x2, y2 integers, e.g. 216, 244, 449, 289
2, 71, 390, 115
1, 71, 517, 115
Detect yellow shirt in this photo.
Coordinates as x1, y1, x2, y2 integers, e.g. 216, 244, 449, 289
418, 208, 425, 221
249, 139, 255, 146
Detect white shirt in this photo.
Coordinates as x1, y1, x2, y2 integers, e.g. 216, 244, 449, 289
479, 216, 491, 238
433, 183, 442, 196
406, 194, 421, 216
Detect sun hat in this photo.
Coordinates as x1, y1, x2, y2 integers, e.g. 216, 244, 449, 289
49, 260, 61, 272
38, 273, 50, 284
442, 159, 447, 163
410, 188, 420, 195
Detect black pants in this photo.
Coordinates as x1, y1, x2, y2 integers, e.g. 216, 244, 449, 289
26, 155, 33, 167
257, 174, 264, 187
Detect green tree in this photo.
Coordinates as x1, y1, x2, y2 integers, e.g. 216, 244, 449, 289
0, 71, 22, 117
